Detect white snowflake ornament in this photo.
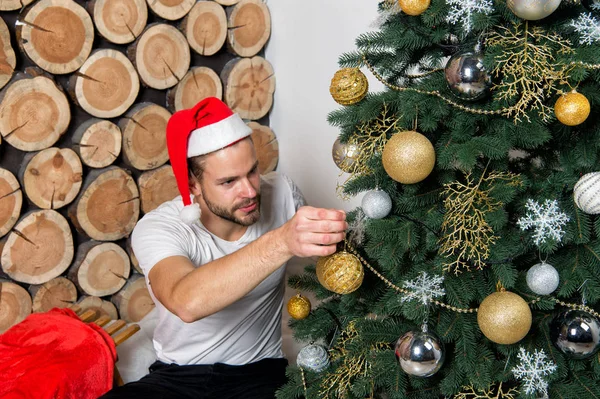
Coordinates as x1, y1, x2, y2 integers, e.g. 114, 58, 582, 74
517, 199, 570, 245
512, 347, 557, 397
401, 271, 445, 305
446, 0, 494, 34
571, 13, 600, 45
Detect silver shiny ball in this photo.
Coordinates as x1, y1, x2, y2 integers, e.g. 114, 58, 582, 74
507, 0, 561, 20
444, 51, 492, 101
296, 344, 330, 372
394, 330, 445, 377
332, 138, 359, 173
550, 311, 600, 359
526, 261, 560, 295
361, 190, 392, 219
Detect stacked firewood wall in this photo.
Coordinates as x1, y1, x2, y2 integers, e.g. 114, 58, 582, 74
0, 0, 279, 333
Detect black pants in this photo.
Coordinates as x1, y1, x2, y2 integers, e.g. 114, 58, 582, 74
99, 358, 288, 399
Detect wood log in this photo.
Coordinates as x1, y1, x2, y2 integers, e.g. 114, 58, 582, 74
89, 0, 148, 44
0, 17, 16, 91
127, 23, 190, 90
138, 164, 179, 214
68, 166, 140, 241
112, 274, 155, 322
72, 119, 122, 169
77, 295, 119, 320
226, 0, 271, 57
0, 0, 35, 11
214, 0, 241, 6
68, 241, 130, 297
248, 122, 278, 174
0, 280, 32, 334
119, 103, 170, 170
125, 236, 143, 274
19, 148, 83, 209
1, 210, 74, 284
147, 0, 195, 21
181, 0, 227, 56
166, 66, 222, 112
29, 276, 77, 313
0, 75, 71, 151
221, 56, 275, 120
16, 0, 95, 74
68, 49, 140, 118
0, 168, 23, 238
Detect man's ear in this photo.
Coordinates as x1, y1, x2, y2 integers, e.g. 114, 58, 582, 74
189, 176, 202, 197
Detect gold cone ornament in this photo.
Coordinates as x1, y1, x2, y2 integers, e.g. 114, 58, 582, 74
287, 293, 311, 320
477, 290, 532, 344
329, 68, 369, 106
398, 0, 431, 15
382, 131, 435, 184
316, 251, 364, 294
554, 90, 591, 126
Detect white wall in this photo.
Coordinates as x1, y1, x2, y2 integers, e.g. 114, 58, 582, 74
265, 0, 384, 361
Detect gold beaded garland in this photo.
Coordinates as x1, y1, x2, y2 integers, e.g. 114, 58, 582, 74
554, 90, 591, 126
477, 291, 532, 345
398, 0, 431, 15
287, 293, 312, 320
316, 251, 364, 294
382, 131, 435, 184
329, 68, 369, 106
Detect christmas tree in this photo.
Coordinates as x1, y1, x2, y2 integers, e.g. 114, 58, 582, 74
277, 0, 600, 398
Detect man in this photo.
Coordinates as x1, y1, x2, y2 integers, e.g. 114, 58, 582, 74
101, 97, 346, 399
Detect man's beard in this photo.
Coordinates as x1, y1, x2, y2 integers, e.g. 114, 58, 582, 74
201, 187, 261, 227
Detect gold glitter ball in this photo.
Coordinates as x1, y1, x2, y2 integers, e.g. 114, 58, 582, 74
382, 131, 435, 184
287, 293, 311, 320
555, 91, 591, 126
316, 251, 364, 294
329, 68, 369, 106
398, 0, 431, 15
477, 291, 532, 345
332, 138, 359, 173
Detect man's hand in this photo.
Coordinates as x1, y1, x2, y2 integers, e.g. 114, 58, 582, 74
280, 206, 347, 258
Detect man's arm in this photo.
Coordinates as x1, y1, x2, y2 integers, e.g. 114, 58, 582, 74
147, 206, 346, 323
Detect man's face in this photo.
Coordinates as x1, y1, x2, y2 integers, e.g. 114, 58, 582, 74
196, 138, 261, 227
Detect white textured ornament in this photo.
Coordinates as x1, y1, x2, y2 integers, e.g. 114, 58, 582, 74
574, 172, 600, 214
296, 344, 330, 372
526, 261, 560, 295
361, 190, 392, 219
180, 203, 201, 225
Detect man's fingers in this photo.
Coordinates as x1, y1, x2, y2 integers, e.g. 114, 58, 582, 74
299, 206, 346, 221
295, 219, 347, 233
302, 232, 345, 246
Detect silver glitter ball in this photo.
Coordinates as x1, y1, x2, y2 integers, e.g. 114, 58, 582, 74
550, 311, 600, 359
361, 190, 392, 219
444, 51, 492, 101
507, 0, 561, 20
296, 344, 329, 372
526, 261, 560, 295
395, 330, 445, 377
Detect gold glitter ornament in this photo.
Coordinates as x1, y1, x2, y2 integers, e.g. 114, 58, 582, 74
477, 291, 532, 344
554, 90, 591, 126
329, 68, 368, 106
316, 251, 364, 294
382, 131, 435, 184
287, 293, 311, 320
332, 138, 359, 173
398, 0, 431, 15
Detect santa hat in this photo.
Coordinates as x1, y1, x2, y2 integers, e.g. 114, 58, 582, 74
166, 97, 252, 224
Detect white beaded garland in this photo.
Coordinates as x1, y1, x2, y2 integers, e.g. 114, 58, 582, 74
574, 172, 600, 214
361, 189, 392, 219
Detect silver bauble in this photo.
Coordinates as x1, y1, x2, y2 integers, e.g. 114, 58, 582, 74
361, 189, 392, 219
444, 51, 492, 101
526, 261, 560, 295
332, 138, 359, 173
550, 311, 600, 359
394, 330, 445, 377
507, 0, 561, 20
296, 344, 330, 372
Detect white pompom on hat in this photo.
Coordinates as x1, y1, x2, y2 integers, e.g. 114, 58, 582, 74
166, 97, 252, 224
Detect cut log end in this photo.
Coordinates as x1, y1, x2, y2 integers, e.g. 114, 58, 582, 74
74, 119, 122, 169
77, 295, 119, 320
138, 165, 179, 214
112, 275, 155, 322
0, 169, 23, 238
148, 0, 195, 21
183, 1, 227, 56
227, 0, 271, 57
0, 280, 32, 333
248, 122, 279, 175
92, 0, 148, 44
0, 17, 16, 90
167, 67, 222, 112
29, 276, 77, 313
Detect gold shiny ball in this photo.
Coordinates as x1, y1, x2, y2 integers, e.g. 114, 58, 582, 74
287, 293, 312, 320
477, 291, 532, 345
398, 0, 431, 16
316, 251, 364, 295
382, 131, 435, 184
329, 68, 369, 106
332, 138, 359, 173
555, 91, 591, 126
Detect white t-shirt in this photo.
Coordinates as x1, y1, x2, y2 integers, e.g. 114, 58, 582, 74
131, 172, 305, 366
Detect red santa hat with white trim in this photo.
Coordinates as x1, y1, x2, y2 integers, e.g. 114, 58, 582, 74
166, 97, 252, 225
